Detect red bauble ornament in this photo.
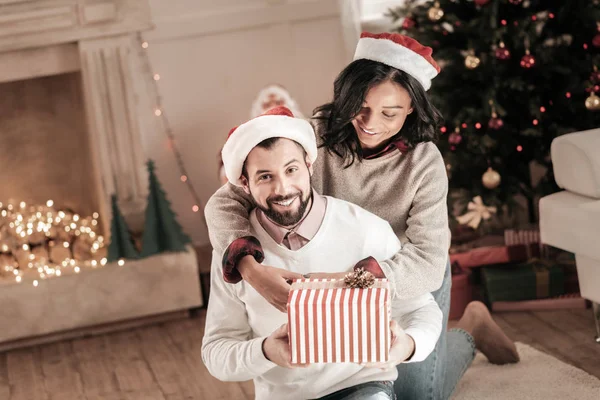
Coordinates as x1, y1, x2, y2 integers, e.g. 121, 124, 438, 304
488, 116, 504, 130
448, 132, 462, 145
591, 71, 600, 83
402, 17, 416, 30
474, 0, 490, 5
508, 0, 523, 4
593, 34, 600, 48
520, 52, 536, 68
495, 42, 510, 60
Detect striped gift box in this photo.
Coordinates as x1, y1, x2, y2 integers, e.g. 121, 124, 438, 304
286, 278, 390, 364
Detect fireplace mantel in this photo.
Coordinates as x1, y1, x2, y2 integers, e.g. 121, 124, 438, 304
0, 0, 155, 237
0, 0, 153, 53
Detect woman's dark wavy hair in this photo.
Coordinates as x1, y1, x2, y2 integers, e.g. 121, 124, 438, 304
313, 59, 443, 167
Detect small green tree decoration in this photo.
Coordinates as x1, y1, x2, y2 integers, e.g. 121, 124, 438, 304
140, 160, 191, 257
107, 194, 139, 262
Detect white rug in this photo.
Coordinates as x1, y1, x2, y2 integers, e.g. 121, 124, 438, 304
451, 342, 600, 400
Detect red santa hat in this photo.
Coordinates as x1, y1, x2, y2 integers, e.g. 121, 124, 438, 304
221, 106, 317, 186
353, 32, 441, 91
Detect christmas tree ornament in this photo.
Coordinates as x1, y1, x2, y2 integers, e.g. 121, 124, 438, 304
488, 115, 504, 129
495, 41, 511, 60
520, 49, 535, 68
508, 0, 523, 4
585, 92, 600, 111
474, 0, 490, 6
427, 2, 444, 21
401, 16, 416, 30
448, 128, 463, 145
482, 167, 502, 189
590, 66, 600, 83
455, 196, 497, 230
464, 51, 481, 69
488, 100, 504, 129
593, 34, 600, 48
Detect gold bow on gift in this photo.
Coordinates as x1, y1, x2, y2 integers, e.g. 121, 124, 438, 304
344, 268, 375, 289
455, 196, 497, 230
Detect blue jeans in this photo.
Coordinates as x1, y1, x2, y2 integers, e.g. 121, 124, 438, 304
394, 260, 476, 400
317, 381, 396, 400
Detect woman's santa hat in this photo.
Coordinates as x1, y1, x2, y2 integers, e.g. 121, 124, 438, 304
221, 106, 317, 186
353, 32, 441, 90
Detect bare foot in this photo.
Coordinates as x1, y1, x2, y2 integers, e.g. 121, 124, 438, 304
456, 301, 520, 365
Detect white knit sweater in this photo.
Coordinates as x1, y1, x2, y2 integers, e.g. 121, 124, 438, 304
202, 197, 442, 400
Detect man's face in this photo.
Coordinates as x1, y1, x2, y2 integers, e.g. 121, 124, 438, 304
241, 139, 313, 227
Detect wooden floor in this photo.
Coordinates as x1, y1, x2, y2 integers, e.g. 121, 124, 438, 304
0, 308, 598, 400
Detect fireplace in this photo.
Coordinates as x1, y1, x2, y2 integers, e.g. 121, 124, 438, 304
0, 0, 202, 347
0, 0, 158, 237
0, 72, 99, 217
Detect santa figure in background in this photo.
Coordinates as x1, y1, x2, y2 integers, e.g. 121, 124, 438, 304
218, 84, 304, 185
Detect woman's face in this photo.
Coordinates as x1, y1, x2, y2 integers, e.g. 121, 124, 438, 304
351, 80, 413, 151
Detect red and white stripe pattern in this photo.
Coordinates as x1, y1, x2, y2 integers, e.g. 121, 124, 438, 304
287, 278, 390, 364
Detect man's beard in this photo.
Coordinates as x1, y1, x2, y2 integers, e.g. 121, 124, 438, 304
256, 190, 312, 227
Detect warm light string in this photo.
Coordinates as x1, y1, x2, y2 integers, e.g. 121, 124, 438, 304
137, 35, 208, 231
0, 200, 117, 287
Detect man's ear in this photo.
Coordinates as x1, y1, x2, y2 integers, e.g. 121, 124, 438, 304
305, 155, 314, 176
240, 175, 251, 195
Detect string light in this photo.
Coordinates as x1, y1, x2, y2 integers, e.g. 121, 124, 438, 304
517, 145, 523, 152
0, 200, 108, 285
138, 33, 208, 227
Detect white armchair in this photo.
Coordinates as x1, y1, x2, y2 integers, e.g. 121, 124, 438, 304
539, 128, 600, 343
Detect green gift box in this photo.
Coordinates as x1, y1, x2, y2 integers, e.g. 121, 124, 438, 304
482, 260, 565, 303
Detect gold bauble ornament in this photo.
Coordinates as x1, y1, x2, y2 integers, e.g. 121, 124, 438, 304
428, 2, 444, 21
585, 92, 600, 111
465, 53, 481, 69
482, 167, 501, 189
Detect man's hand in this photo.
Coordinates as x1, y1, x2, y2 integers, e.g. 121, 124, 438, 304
238, 256, 304, 312
262, 324, 307, 368
363, 320, 416, 370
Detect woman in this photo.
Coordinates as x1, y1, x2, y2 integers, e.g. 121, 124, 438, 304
205, 32, 518, 400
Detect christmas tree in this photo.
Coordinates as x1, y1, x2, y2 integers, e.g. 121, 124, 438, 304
389, 0, 600, 228
107, 194, 139, 262
140, 160, 191, 257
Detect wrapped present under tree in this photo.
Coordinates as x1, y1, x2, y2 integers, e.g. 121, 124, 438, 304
482, 259, 565, 303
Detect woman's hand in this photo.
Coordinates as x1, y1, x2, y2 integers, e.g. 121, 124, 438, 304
238, 256, 304, 312
303, 272, 348, 280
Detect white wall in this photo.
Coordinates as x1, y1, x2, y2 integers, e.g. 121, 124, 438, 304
142, 0, 350, 246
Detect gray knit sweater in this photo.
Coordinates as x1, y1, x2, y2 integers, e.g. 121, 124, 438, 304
205, 122, 449, 299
